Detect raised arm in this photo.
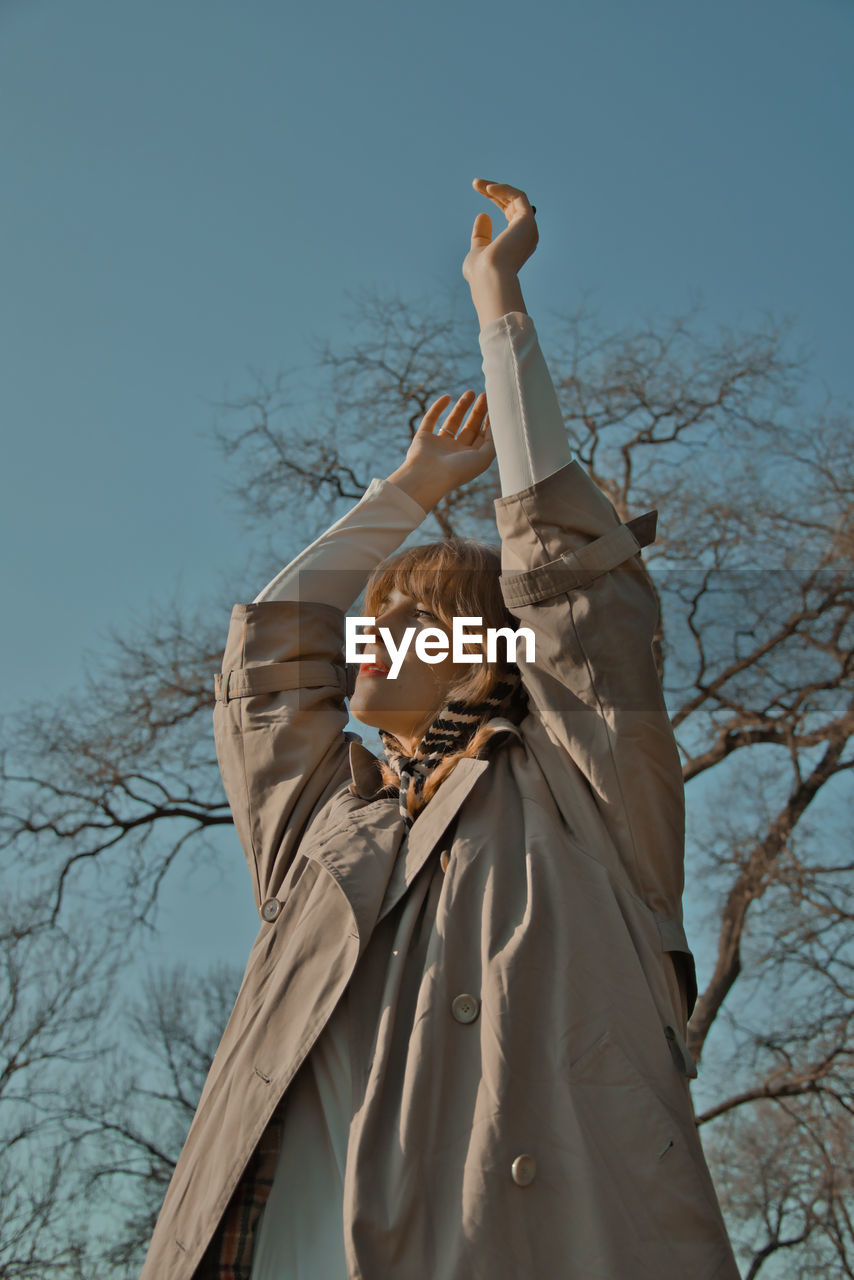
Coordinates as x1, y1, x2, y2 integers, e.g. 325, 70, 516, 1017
253, 392, 497, 611
214, 391, 500, 911
252, 476, 433, 610
464, 179, 574, 496
462, 180, 693, 1020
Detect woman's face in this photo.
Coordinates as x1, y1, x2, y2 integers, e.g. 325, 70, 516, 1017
348, 585, 470, 754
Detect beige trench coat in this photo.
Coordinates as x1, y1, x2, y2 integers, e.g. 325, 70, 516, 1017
139, 458, 740, 1280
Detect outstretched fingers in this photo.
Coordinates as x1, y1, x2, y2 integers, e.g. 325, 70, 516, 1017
455, 393, 489, 443
471, 211, 493, 245
472, 178, 534, 220
418, 394, 453, 433
420, 391, 480, 438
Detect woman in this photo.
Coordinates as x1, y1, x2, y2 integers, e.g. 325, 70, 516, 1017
140, 180, 740, 1279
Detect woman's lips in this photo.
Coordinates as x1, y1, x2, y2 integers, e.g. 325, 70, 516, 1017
358, 662, 390, 678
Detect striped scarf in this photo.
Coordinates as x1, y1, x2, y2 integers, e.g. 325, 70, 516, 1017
378, 668, 523, 828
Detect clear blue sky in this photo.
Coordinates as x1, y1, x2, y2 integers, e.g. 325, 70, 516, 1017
2, 0, 852, 971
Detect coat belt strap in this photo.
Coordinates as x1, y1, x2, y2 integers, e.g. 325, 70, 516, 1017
498, 510, 658, 608
665, 1024, 698, 1079
214, 660, 348, 705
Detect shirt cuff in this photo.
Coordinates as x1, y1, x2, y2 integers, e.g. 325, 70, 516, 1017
478, 310, 534, 345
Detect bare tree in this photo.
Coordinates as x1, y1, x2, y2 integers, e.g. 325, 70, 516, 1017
64, 962, 242, 1278
704, 1096, 854, 1278
0, 601, 233, 928
0, 890, 114, 1277
1, 284, 851, 1273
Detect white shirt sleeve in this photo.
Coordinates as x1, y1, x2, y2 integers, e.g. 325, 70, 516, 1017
253, 311, 571, 607
478, 310, 573, 498
252, 476, 430, 608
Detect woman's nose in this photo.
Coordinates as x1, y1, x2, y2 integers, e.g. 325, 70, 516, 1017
374, 604, 409, 643
376, 606, 399, 632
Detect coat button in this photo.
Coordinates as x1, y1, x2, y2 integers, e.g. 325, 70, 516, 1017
261, 898, 282, 922
511, 1154, 537, 1186
440, 849, 450, 873
451, 994, 480, 1024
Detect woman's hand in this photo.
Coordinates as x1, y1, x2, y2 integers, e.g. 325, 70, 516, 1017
462, 179, 539, 289
386, 391, 495, 510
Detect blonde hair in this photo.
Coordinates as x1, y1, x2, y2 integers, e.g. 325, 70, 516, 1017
363, 536, 527, 816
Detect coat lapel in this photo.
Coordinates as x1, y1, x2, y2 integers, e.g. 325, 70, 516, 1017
352, 719, 522, 923
374, 755, 489, 922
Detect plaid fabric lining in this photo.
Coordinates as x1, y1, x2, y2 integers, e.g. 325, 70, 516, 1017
193, 1100, 286, 1279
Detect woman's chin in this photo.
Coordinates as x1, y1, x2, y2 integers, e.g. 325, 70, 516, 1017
349, 696, 393, 732
348, 699, 376, 727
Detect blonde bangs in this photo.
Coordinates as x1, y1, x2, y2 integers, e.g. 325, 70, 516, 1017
364, 538, 513, 642
363, 538, 528, 779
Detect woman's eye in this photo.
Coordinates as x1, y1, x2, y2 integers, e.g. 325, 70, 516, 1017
374, 597, 435, 620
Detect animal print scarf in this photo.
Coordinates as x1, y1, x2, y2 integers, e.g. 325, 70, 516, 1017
378, 668, 523, 828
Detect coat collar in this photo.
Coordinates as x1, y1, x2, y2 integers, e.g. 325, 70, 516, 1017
344, 718, 525, 926
348, 718, 523, 801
